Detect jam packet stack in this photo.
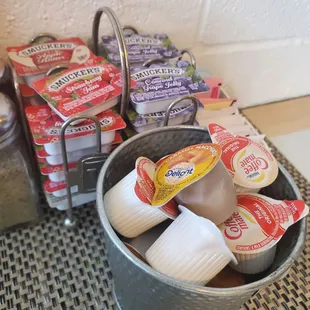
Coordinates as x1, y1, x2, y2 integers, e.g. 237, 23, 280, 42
126, 60, 209, 133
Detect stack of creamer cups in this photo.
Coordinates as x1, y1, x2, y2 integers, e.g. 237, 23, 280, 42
103, 128, 309, 286
7, 36, 135, 210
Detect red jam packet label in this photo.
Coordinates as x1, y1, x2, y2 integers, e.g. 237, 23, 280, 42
208, 123, 278, 188
32, 57, 136, 120
25, 105, 126, 145
134, 157, 179, 219
152, 144, 222, 207
7, 38, 96, 76
37, 157, 77, 175
219, 193, 309, 254
44, 179, 67, 193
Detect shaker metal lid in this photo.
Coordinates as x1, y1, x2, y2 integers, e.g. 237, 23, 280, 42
0, 93, 16, 137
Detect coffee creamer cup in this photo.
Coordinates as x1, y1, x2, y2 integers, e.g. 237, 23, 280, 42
208, 123, 279, 191
219, 193, 309, 274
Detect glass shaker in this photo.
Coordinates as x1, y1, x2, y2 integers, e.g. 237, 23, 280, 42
0, 93, 40, 230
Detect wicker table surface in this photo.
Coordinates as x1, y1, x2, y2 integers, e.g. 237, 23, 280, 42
0, 145, 309, 310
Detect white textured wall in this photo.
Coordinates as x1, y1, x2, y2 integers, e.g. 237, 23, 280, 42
1, 0, 310, 107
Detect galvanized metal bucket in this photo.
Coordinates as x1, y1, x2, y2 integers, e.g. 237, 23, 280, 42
96, 126, 306, 310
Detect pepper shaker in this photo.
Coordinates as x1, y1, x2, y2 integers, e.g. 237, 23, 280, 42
0, 93, 41, 230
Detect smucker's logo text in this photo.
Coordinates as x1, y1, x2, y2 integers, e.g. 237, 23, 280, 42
131, 68, 184, 81
125, 37, 161, 45
18, 42, 76, 57
48, 66, 104, 91
224, 212, 249, 240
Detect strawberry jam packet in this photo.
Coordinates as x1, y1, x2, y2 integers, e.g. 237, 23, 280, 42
25, 105, 126, 147
32, 57, 136, 121
7, 37, 96, 77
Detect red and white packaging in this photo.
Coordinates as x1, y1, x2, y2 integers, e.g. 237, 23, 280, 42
25, 105, 126, 155
19, 83, 46, 106
35, 131, 123, 165
32, 57, 136, 122
219, 193, 309, 274
208, 123, 279, 192
44, 179, 77, 197
7, 38, 96, 85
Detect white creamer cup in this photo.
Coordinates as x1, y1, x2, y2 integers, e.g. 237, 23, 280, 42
175, 161, 237, 225
231, 246, 277, 274
146, 206, 237, 285
235, 185, 261, 194
104, 170, 168, 238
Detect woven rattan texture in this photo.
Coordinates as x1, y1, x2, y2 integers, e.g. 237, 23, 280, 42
0, 144, 309, 310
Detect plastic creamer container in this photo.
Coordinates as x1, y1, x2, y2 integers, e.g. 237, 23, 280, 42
146, 205, 237, 285
127, 102, 203, 133
25, 105, 126, 155
152, 143, 237, 225
7, 38, 96, 86
208, 123, 279, 193
32, 57, 136, 123
130, 60, 209, 114
104, 157, 179, 238
36, 132, 123, 165
219, 193, 309, 274
102, 33, 180, 64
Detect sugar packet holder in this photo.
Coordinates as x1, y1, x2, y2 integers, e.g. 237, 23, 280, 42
60, 115, 109, 228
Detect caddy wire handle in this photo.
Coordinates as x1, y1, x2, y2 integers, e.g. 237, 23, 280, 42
122, 25, 139, 34
46, 65, 68, 76
163, 95, 200, 127
60, 115, 102, 228
143, 58, 167, 67
92, 7, 130, 118
178, 49, 196, 69
29, 33, 57, 44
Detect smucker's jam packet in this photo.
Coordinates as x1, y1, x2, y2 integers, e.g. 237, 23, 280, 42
130, 60, 209, 114
7, 38, 96, 77
208, 123, 279, 191
32, 57, 136, 122
102, 33, 180, 64
219, 193, 309, 254
152, 144, 222, 207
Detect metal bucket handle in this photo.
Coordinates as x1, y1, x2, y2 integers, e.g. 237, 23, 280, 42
122, 25, 139, 35
29, 33, 57, 44
178, 49, 196, 70
92, 7, 130, 117
60, 115, 102, 228
46, 65, 68, 76
143, 58, 167, 67
164, 95, 200, 126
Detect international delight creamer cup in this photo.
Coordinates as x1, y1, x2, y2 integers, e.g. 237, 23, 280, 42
104, 157, 179, 238
146, 205, 237, 285
152, 143, 237, 225
219, 193, 309, 274
208, 123, 279, 193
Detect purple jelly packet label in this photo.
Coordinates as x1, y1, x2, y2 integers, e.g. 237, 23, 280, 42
102, 34, 180, 63
127, 102, 203, 128
130, 60, 209, 105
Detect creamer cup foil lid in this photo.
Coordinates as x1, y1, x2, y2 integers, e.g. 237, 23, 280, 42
135, 157, 179, 219
208, 123, 278, 189
219, 193, 309, 254
152, 143, 222, 207
25, 105, 126, 146
7, 38, 96, 76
